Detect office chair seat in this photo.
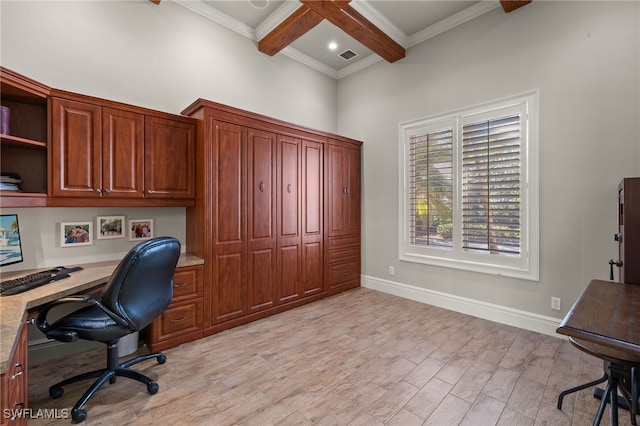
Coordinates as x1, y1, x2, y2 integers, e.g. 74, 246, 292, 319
36, 236, 181, 423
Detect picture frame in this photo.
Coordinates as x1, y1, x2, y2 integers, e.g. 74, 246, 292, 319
128, 219, 154, 241
60, 222, 93, 247
96, 216, 125, 240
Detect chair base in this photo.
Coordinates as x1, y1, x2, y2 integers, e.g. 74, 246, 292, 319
49, 341, 166, 423
557, 363, 638, 426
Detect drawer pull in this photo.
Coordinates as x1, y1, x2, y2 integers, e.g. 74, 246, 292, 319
173, 282, 187, 288
10, 403, 24, 420
342, 271, 351, 276
170, 317, 186, 323
11, 363, 24, 379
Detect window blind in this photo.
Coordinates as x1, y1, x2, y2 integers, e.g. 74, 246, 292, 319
409, 127, 453, 248
461, 114, 521, 256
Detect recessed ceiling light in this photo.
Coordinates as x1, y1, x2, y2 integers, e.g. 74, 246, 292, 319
328, 42, 338, 51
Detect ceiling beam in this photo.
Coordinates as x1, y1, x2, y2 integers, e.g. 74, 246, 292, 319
500, 0, 532, 13
258, 5, 324, 56
300, 0, 405, 63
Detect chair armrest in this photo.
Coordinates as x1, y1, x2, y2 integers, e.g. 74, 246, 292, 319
36, 294, 130, 335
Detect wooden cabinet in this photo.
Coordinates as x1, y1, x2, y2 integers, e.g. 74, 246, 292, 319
184, 99, 360, 337
145, 116, 196, 200
617, 178, 640, 284
325, 142, 362, 294
50, 98, 145, 198
49, 91, 195, 206
0, 67, 50, 207
148, 265, 203, 352
1, 318, 28, 426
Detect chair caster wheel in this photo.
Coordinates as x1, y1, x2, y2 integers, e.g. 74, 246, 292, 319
157, 354, 166, 364
49, 386, 64, 399
71, 408, 87, 423
147, 381, 159, 395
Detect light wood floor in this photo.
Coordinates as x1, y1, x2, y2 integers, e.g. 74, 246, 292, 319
27, 287, 634, 425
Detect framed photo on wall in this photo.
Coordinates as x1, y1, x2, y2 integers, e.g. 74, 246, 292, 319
128, 219, 153, 241
96, 216, 125, 240
60, 222, 93, 247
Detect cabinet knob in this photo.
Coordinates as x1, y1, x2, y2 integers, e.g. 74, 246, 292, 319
104, 189, 111, 194
147, 190, 154, 194
287, 184, 292, 193
259, 181, 265, 192
95, 188, 102, 194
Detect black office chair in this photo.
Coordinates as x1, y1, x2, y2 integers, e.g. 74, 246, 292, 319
36, 236, 181, 423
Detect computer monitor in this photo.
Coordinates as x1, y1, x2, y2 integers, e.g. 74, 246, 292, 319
0, 214, 24, 267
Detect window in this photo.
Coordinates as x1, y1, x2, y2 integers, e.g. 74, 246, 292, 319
399, 91, 539, 280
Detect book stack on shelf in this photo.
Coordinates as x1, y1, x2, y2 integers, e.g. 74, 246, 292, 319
0, 173, 22, 192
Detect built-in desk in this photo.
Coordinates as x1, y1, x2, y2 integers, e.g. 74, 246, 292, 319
0, 253, 203, 375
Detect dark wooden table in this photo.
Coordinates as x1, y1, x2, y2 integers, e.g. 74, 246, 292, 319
557, 279, 640, 357
556, 279, 640, 426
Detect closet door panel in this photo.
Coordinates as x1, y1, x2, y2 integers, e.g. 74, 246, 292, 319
302, 241, 323, 296
279, 136, 300, 238
215, 122, 245, 245
277, 244, 300, 303
247, 128, 276, 312
211, 120, 247, 323
214, 253, 245, 322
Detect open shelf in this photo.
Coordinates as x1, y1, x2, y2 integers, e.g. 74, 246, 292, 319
1, 67, 51, 206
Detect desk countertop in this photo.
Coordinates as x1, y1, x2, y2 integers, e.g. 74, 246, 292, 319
0, 254, 203, 374
556, 279, 640, 357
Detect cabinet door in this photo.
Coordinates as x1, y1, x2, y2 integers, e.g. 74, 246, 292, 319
247, 128, 276, 313
0, 319, 27, 426
50, 98, 102, 197
345, 147, 361, 234
326, 145, 361, 237
144, 116, 195, 199
302, 140, 324, 296
327, 145, 346, 236
276, 135, 301, 303
211, 120, 247, 323
102, 108, 144, 198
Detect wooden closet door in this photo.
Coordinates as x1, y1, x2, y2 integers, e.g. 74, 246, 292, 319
276, 135, 302, 304
211, 120, 247, 324
302, 140, 323, 296
345, 147, 362, 235
247, 128, 277, 312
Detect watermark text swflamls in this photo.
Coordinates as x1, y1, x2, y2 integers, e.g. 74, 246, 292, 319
3, 408, 70, 420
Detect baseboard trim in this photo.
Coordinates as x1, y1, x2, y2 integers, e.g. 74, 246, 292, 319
361, 275, 562, 337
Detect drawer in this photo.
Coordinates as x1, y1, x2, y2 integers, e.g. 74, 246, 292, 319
329, 234, 360, 250
154, 298, 203, 342
328, 247, 359, 263
328, 259, 360, 286
172, 266, 203, 301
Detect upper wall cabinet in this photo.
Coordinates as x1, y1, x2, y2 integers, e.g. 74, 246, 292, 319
48, 90, 196, 207
0, 67, 50, 207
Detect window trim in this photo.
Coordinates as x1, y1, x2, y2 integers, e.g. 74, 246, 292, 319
399, 90, 539, 281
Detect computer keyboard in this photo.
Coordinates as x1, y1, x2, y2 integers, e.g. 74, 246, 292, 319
0, 266, 83, 296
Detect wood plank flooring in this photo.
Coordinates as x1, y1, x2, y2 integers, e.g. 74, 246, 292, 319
27, 288, 634, 425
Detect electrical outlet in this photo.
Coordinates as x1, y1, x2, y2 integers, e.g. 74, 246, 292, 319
389, 266, 395, 276
551, 297, 561, 311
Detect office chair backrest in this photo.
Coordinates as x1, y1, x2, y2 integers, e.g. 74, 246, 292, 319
100, 236, 181, 331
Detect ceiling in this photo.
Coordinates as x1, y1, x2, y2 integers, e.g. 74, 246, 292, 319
173, 0, 511, 79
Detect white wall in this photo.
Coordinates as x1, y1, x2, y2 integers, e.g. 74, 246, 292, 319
337, 1, 640, 330
0, 0, 338, 272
